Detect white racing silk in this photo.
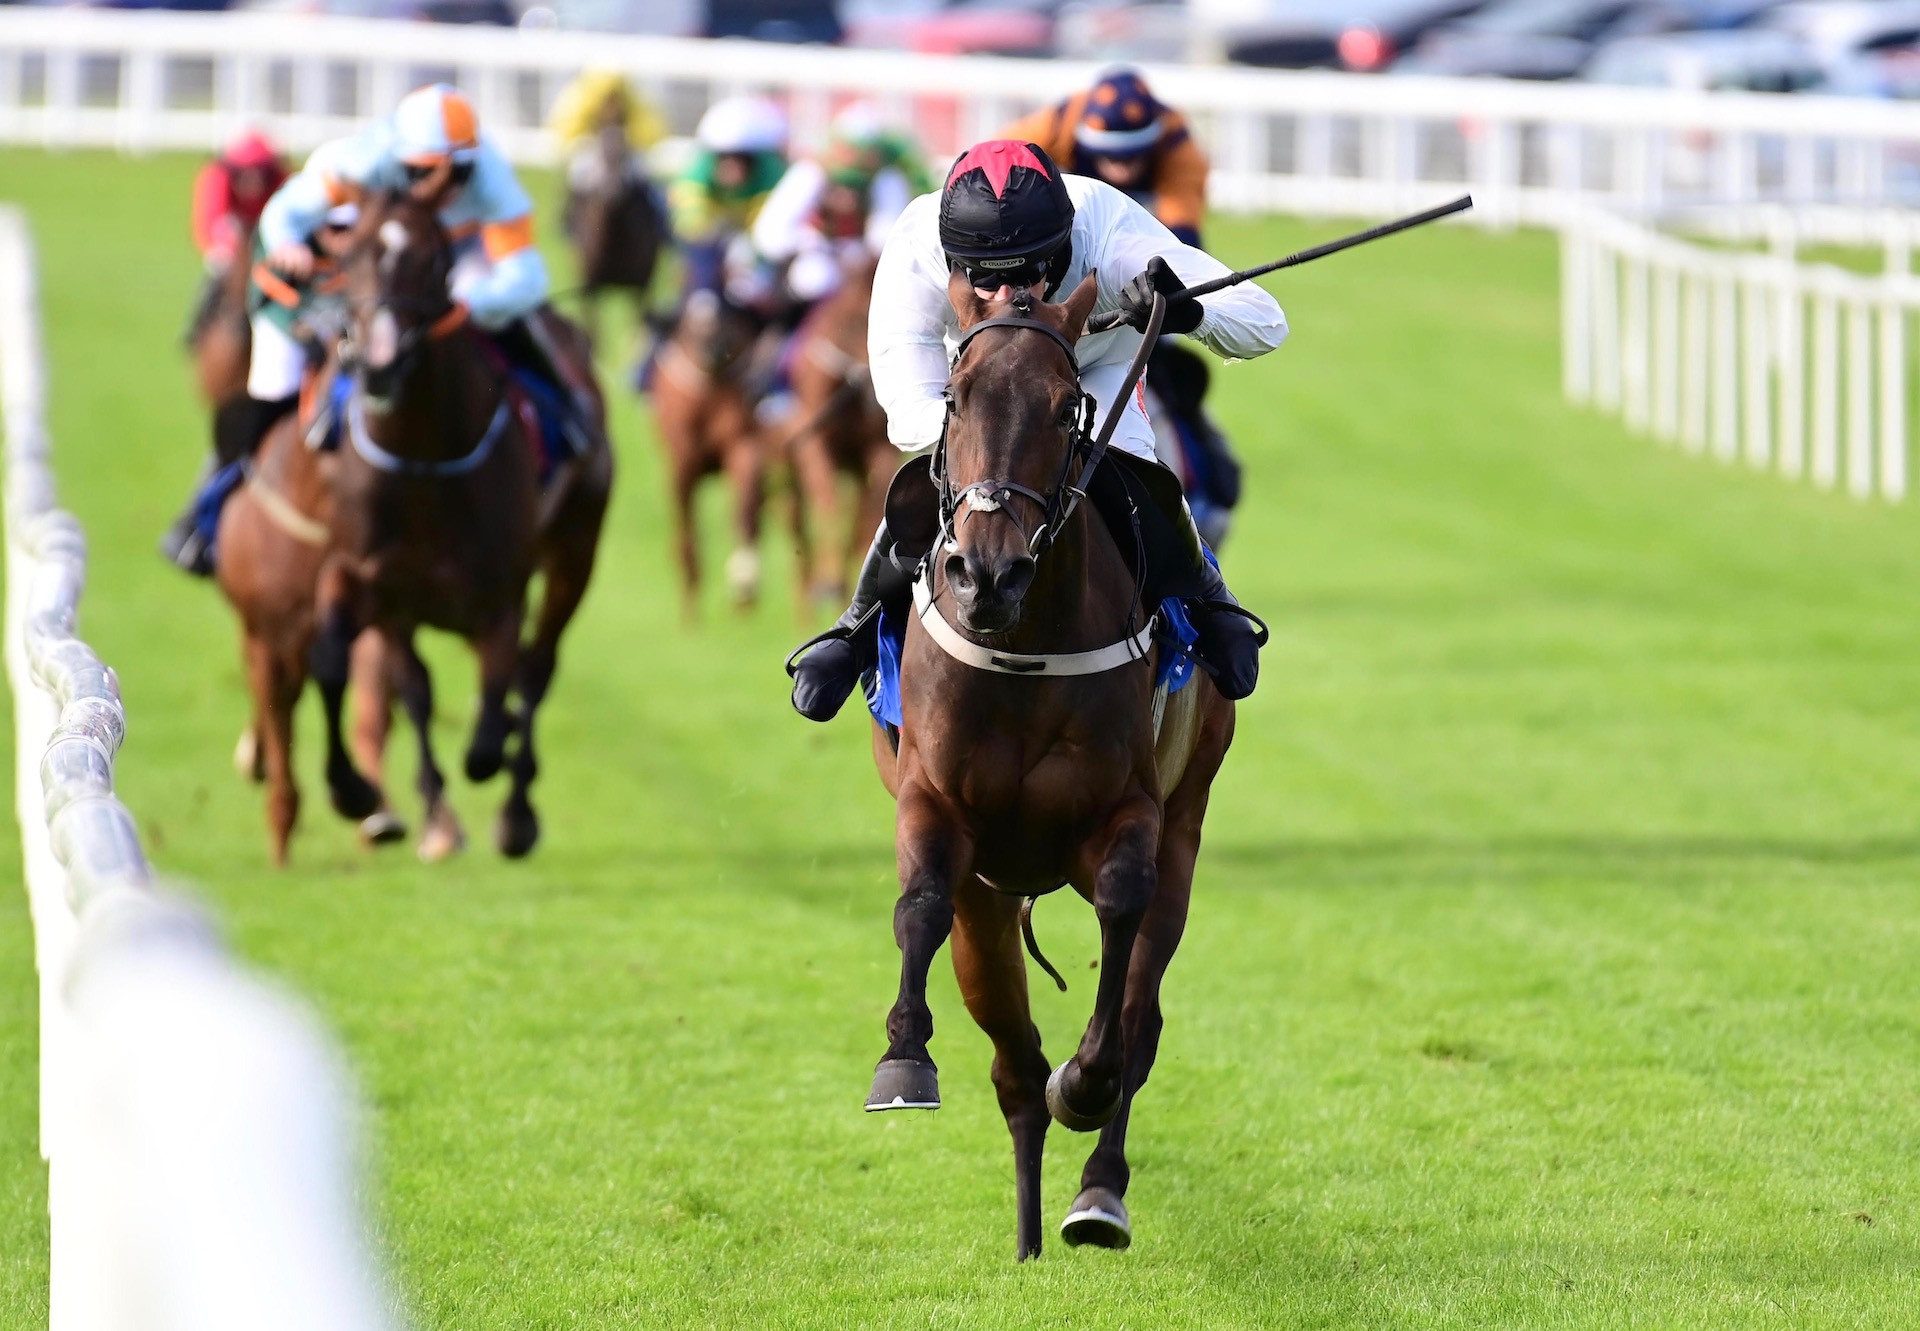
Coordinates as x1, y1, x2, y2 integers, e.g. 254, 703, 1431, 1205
867, 175, 1288, 462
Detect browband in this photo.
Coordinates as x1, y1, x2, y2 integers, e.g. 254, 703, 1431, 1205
953, 315, 1078, 370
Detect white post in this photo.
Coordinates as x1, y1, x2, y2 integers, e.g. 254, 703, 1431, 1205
1711, 273, 1739, 462
1879, 302, 1907, 500
1741, 273, 1772, 469
1810, 294, 1840, 489
1775, 278, 1805, 480
1623, 249, 1651, 433
1562, 225, 1592, 404
1682, 271, 1710, 453
1845, 300, 1874, 499
1653, 261, 1681, 441
1592, 243, 1621, 412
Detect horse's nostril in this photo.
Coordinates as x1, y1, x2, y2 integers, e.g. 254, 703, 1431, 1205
945, 553, 974, 594
999, 557, 1036, 603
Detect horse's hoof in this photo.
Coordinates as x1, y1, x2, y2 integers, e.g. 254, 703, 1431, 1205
359, 808, 407, 847
1046, 1060, 1121, 1133
495, 804, 540, 859
726, 547, 761, 607
417, 817, 467, 864
233, 727, 263, 783
1061, 1187, 1131, 1250
464, 746, 504, 784
865, 1059, 940, 1112
326, 769, 382, 821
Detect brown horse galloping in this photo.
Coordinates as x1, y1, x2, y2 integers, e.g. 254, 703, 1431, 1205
563, 120, 665, 355
189, 237, 255, 408
783, 257, 893, 615
865, 273, 1236, 1261
648, 290, 771, 618
312, 195, 610, 859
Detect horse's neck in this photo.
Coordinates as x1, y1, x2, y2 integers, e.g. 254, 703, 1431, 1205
363, 335, 497, 460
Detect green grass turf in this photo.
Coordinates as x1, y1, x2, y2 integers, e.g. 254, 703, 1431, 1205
3, 147, 1920, 1328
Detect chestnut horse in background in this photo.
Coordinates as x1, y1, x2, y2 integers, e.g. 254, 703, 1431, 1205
312, 195, 611, 859
783, 256, 893, 615
647, 290, 771, 618
864, 274, 1237, 1261
189, 235, 254, 407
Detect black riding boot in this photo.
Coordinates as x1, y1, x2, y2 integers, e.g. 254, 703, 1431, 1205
1192, 550, 1264, 701
495, 316, 595, 452
160, 392, 296, 576
787, 523, 910, 722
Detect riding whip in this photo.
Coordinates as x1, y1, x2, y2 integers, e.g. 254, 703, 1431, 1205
1086, 194, 1474, 335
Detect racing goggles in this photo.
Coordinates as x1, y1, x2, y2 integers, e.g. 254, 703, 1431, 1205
404, 159, 476, 189
953, 252, 1051, 292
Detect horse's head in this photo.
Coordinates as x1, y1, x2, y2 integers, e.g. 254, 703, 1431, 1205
677, 288, 760, 378
343, 193, 458, 404
939, 269, 1099, 634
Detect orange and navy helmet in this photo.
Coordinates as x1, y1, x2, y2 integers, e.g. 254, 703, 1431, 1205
392, 83, 482, 168
1074, 70, 1166, 160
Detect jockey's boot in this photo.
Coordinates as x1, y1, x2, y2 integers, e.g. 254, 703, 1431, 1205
1192, 552, 1265, 701
160, 392, 296, 577
787, 523, 907, 722
497, 317, 598, 453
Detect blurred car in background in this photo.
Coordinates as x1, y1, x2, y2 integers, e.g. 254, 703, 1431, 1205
1394, 0, 1785, 78
1582, 26, 1825, 89
841, 0, 1059, 55
237, 0, 514, 20
1055, 0, 1191, 59
1207, 0, 1489, 69
1760, 0, 1920, 61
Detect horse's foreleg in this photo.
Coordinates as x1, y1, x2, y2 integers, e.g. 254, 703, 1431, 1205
243, 633, 300, 866
791, 433, 843, 610
671, 454, 701, 624
723, 432, 765, 611
349, 630, 407, 846
868, 781, 973, 1113
392, 635, 464, 863
1050, 792, 1160, 1135
951, 876, 1052, 1261
463, 608, 520, 786
310, 565, 381, 821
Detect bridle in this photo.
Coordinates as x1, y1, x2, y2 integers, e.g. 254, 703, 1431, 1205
931, 291, 1164, 564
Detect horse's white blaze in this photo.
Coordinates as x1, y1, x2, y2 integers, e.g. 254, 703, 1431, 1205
366, 307, 399, 368
378, 219, 409, 254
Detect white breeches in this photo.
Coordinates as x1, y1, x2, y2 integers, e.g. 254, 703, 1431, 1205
247, 312, 306, 400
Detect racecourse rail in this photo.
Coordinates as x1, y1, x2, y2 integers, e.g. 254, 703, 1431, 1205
0, 208, 400, 1330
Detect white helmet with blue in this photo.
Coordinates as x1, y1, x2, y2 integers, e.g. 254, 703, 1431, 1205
392, 83, 482, 167
696, 95, 787, 155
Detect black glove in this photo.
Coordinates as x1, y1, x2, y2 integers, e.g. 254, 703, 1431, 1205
1116, 256, 1202, 335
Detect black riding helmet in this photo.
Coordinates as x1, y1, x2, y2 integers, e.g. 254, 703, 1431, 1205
939, 140, 1075, 296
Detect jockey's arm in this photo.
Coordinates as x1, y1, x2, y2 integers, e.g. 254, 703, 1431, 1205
258, 135, 372, 253
863, 167, 914, 252
868, 198, 956, 451
1095, 184, 1285, 361
751, 159, 826, 263
454, 149, 549, 328
1152, 132, 1209, 250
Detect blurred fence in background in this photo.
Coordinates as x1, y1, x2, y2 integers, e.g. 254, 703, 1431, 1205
0, 206, 402, 1331
1562, 206, 1916, 501
2, 9, 1920, 228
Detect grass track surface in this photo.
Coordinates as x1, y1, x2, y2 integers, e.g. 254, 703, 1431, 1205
3, 148, 1919, 1328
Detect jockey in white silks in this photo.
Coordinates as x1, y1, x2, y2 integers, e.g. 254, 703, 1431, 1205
787, 139, 1287, 722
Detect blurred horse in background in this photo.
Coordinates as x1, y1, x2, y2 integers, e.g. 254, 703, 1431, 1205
563, 120, 665, 357
188, 228, 255, 408
782, 256, 893, 617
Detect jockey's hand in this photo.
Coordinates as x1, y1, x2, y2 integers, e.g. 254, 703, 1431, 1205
1117, 256, 1201, 335
266, 241, 315, 282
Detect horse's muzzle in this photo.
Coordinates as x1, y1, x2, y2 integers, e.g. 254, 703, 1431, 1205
946, 550, 1036, 634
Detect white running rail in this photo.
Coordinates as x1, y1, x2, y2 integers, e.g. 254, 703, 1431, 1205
1, 9, 1919, 228
1562, 205, 1914, 501
0, 206, 403, 1331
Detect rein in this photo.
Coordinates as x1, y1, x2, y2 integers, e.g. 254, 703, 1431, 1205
919, 292, 1166, 678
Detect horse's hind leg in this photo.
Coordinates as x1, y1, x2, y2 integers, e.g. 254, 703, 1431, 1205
868, 781, 973, 1113
392, 635, 465, 863
243, 631, 301, 866
1066, 702, 1235, 1251
310, 566, 382, 821
951, 876, 1052, 1261
1049, 792, 1160, 1135
789, 433, 841, 611
349, 630, 408, 847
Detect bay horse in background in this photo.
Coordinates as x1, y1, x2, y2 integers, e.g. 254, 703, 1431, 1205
647, 288, 772, 618
563, 119, 665, 356
864, 273, 1238, 1261
313, 194, 612, 859
783, 256, 893, 616
188, 233, 255, 408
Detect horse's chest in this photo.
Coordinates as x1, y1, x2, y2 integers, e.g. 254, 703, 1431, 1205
921, 726, 1138, 841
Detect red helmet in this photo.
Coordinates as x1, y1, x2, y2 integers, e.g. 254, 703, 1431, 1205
222, 129, 281, 172
939, 140, 1075, 293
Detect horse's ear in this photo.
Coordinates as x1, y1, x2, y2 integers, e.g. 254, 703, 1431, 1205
948, 266, 988, 330
1059, 272, 1100, 342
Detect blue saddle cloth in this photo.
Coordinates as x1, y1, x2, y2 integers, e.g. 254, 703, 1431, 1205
191, 460, 249, 556
862, 564, 1207, 731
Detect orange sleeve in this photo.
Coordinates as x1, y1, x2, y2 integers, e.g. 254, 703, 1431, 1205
190, 164, 226, 254
1153, 132, 1209, 239
999, 95, 1080, 163
482, 214, 536, 261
